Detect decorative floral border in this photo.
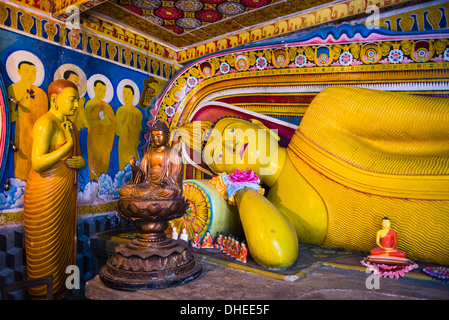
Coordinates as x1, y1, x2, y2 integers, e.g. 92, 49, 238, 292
0, 2, 180, 80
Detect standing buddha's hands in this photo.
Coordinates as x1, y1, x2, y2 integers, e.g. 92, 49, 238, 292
67, 156, 85, 169
61, 121, 85, 169
61, 121, 74, 150
99, 111, 111, 126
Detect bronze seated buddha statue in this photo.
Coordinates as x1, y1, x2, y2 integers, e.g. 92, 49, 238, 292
100, 120, 201, 290
116, 120, 187, 241
119, 120, 183, 200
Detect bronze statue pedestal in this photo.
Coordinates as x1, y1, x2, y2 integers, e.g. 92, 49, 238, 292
99, 196, 202, 290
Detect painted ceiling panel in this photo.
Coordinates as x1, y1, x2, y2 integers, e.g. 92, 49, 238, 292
88, 0, 342, 48
114, 0, 285, 35
34, 0, 433, 62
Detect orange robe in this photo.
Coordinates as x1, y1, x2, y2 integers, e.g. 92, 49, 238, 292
201, 235, 213, 248
24, 136, 79, 299
236, 246, 247, 263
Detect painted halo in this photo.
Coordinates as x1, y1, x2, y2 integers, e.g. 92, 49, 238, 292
86, 74, 114, 103
54, 63, 87, 98
117, 79, 140, 106
5, 50, 45, 86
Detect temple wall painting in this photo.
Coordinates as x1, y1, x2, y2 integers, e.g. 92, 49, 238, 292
0, 0, 448, 292
0, 3, 177, 225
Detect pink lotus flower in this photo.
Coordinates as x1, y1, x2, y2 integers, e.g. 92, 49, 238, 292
228, 169, 259, 184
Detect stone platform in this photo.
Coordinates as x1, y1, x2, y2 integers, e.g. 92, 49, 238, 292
86, 229, 449, 304
86, 258, 449, 301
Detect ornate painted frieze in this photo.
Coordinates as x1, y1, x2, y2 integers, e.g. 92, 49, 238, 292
0, 1, 180, 80
175, 0, 435, 63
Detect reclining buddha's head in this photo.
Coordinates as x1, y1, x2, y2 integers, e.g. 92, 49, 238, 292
202, 117, 281, 178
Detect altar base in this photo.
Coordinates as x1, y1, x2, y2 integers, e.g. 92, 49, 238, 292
99, 236, 202, 290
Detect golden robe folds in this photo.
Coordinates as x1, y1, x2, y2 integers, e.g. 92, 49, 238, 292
24, 141, 78, 299
287, 86, 449, 265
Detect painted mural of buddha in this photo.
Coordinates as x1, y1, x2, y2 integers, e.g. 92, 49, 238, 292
8, 60, 48, 181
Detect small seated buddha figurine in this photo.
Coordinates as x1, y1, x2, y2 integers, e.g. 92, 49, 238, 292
227, 237, 236, 256
222, 236, 228, 252
180, 228, 189, 242
232, 240, 240, 258
118, 120, 183, 200
236, 241, 248, 263
370, 217, 406, 258
201, 231, 214, 248
215, 234, 223, 250
191, 232, 200, 248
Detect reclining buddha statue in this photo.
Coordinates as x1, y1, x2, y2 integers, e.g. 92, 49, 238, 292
174, 86, 449, 268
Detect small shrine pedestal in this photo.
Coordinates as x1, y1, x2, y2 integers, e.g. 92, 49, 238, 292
99, 196, 202, 290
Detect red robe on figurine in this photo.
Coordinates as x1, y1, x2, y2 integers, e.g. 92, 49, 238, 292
215, 234, 223, 250
201, 232, 214, 248
236, 243, 248, 263
370, 230, 406, 257
191, 233, 200, 248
